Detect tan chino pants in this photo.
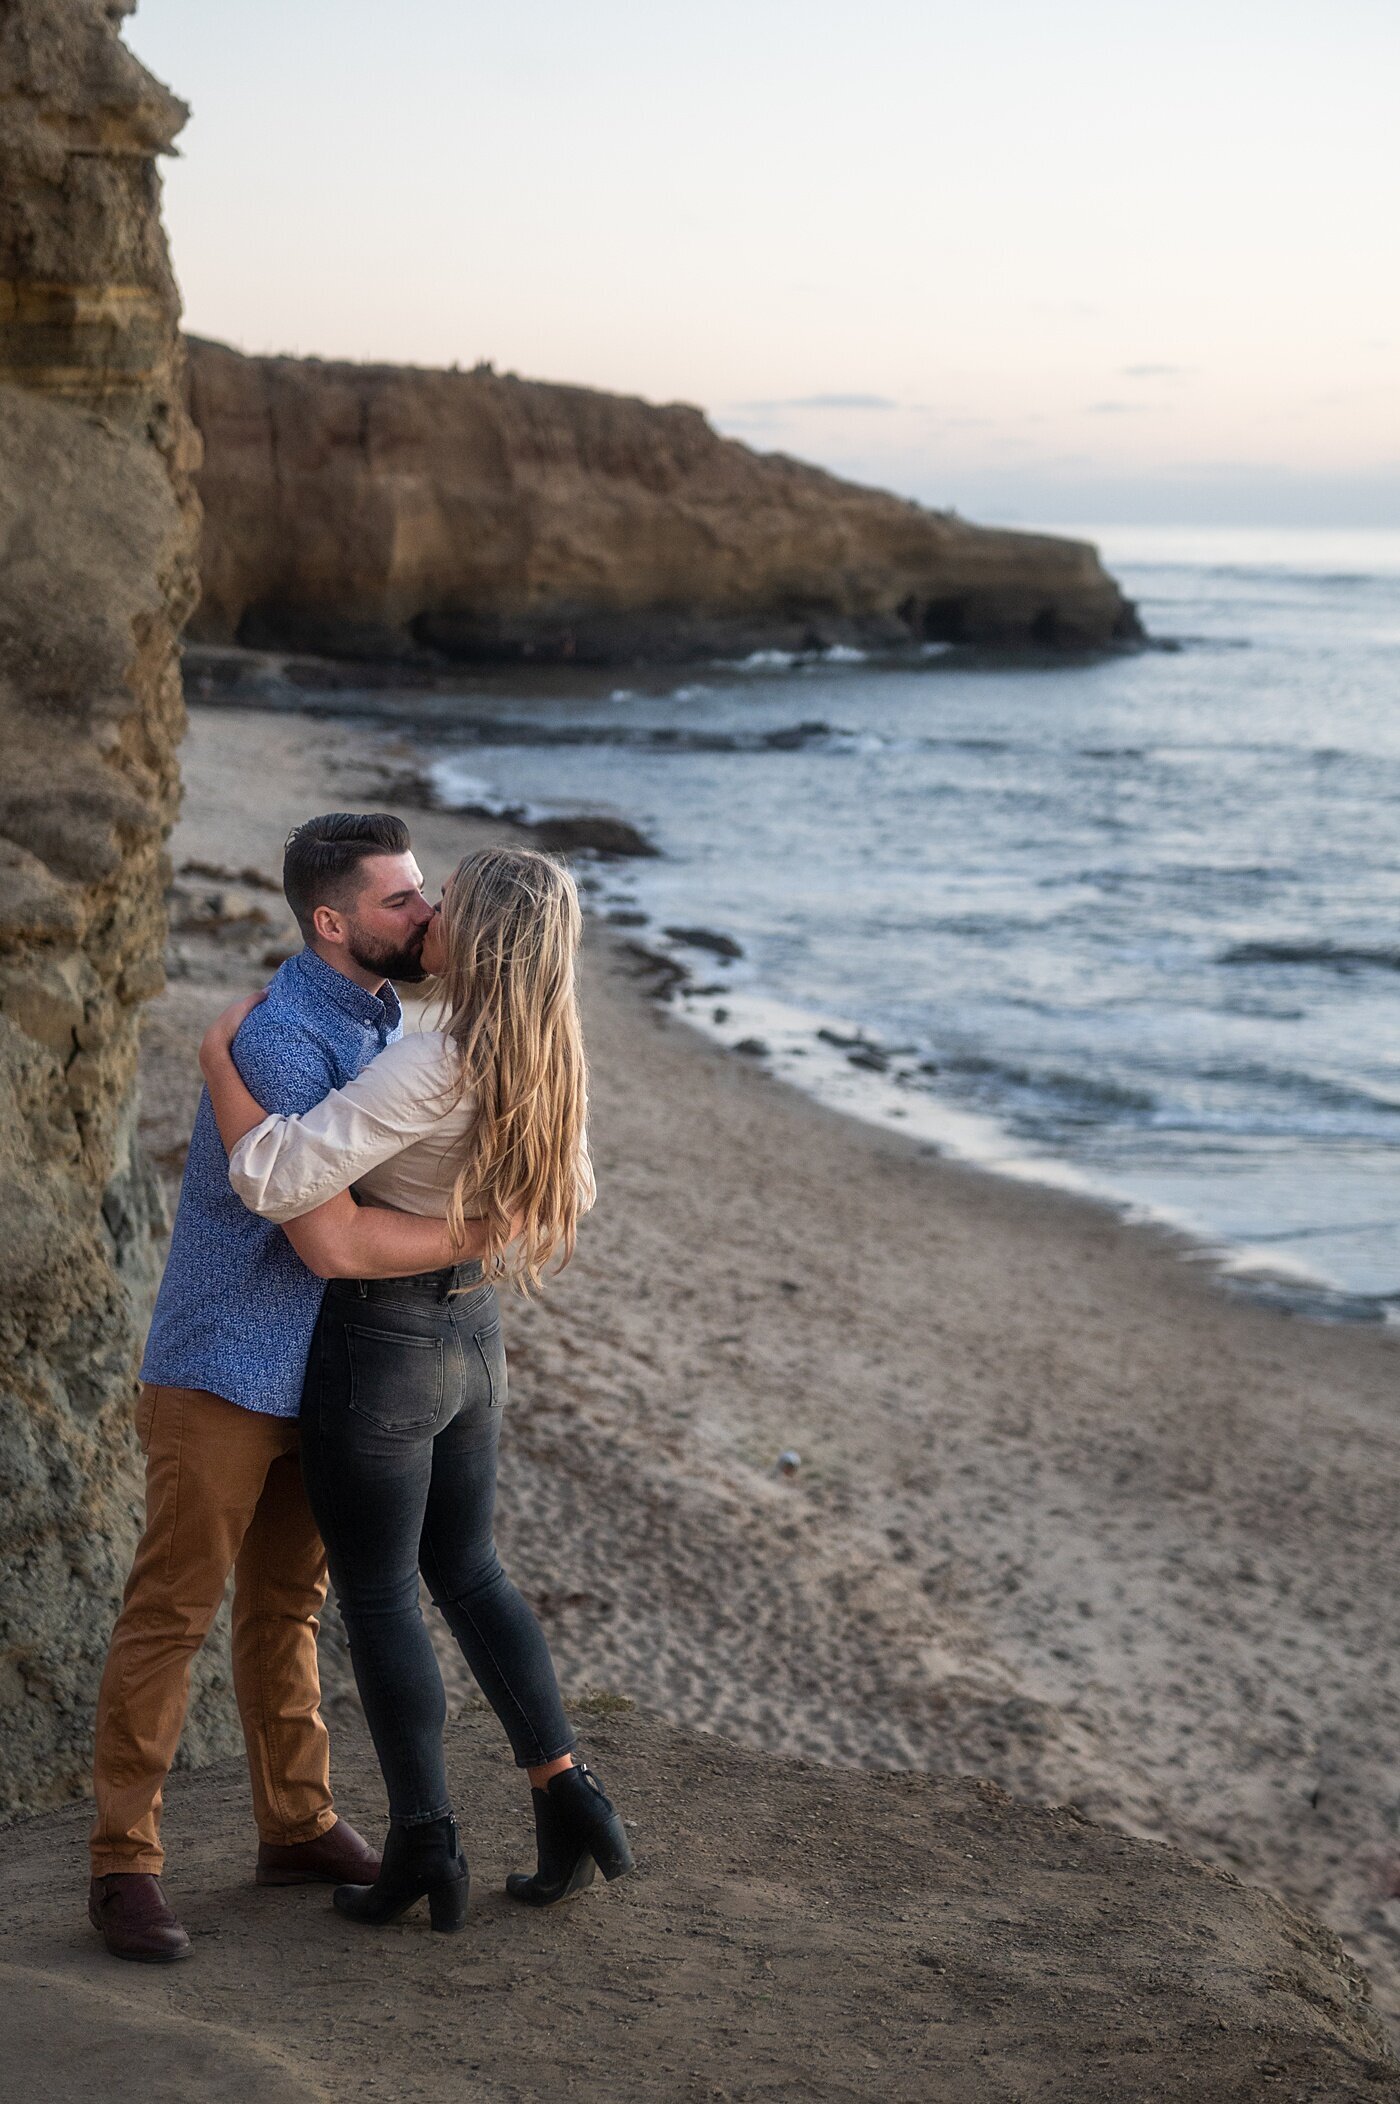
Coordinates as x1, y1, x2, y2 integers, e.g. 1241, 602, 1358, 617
90, 1384, 336, 1875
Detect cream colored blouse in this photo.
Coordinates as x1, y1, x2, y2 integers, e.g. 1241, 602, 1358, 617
228, 1029, 595, 1223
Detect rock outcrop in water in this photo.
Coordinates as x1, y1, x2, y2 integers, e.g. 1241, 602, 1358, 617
0, 0, 205, 1813
186, 338, 1141, 665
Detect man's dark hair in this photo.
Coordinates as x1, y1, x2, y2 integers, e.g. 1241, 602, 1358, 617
282, 812, 411, 938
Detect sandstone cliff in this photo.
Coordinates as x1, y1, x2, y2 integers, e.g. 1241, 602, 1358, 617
0, 0, 206, 1813
186, 338, 1141, 665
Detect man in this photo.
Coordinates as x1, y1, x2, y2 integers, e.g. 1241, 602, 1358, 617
89, 812, 476, 1962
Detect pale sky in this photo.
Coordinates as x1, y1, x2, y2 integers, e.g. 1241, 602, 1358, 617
129, 0, 1399, 528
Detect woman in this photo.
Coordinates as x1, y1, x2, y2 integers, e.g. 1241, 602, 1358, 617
198, 846, 633, 1932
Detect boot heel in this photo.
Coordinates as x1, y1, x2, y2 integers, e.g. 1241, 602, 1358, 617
428, 1873, 470, 1932
592, 1816, 636, 1882
507, 1762, 635, 1906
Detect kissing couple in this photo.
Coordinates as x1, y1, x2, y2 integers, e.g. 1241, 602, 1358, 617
88, 813, 633, 1961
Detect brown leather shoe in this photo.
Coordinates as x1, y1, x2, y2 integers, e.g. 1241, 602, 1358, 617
256, 1817, 381, 1888
88, 1874, 192, 1963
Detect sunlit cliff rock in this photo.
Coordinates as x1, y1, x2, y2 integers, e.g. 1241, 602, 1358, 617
186, 338, 1141, 665
0, 0, 207, 1811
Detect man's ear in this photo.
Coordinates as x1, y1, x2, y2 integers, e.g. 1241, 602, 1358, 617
311, 904, 346, 946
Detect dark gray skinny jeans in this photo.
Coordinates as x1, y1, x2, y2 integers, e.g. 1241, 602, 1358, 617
299, 1263, 576, 1824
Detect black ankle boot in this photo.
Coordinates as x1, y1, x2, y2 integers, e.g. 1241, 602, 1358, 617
334, 1814, 469, 1932
506, 1762, 635, 1907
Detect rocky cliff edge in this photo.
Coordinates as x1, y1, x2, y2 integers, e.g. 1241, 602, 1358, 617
0, 0, 210, 1813
187, 338, 1141, 666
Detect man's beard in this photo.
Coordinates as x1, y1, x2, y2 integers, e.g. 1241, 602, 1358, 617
346, 922, 429, 985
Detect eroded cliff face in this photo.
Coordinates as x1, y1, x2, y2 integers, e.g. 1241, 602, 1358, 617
187, 339, 1141, 665
0, 0, 207, 1811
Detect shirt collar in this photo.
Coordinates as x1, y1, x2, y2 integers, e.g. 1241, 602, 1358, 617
290, 946, 403, 1033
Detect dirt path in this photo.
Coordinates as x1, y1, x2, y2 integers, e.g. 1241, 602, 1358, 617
5, 1705, 1395, 2102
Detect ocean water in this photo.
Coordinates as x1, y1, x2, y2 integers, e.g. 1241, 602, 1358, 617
416, 525, 1400, 1323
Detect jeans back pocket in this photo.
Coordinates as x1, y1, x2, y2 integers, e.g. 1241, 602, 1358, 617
471, 1319, 508, 1411
346, 1323, 445, 1432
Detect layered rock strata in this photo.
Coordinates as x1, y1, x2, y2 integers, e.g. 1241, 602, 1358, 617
0, 0, 205, 1812
187, 338, 1141, 665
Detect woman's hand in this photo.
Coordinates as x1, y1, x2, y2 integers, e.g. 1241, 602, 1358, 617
199, 988, 277, 1155
199, 989, 267, 1079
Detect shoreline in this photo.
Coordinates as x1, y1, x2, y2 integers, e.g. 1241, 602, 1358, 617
424, 725, 1395, 1336
186, 645, 1399, 1331
148, 701, 1400, 2034
564, 915, 1396, 1332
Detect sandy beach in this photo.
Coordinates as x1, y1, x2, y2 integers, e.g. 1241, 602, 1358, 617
145, 700, 1400, 2030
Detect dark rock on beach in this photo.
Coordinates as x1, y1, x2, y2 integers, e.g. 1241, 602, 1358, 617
663, 926, 745, 959
524, 814, 658, 859
396, 768, 661, 863
616, 942, 691, 1002
179, 858, 282, 893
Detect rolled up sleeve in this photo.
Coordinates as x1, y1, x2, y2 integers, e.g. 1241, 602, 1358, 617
577, 1126, 597, 1216
228, 1033, 459, 1220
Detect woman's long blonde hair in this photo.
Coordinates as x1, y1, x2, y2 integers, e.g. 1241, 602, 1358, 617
433, 847, 588, 1293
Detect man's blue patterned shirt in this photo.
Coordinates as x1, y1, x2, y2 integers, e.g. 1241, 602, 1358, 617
140, 947, 403, 1417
